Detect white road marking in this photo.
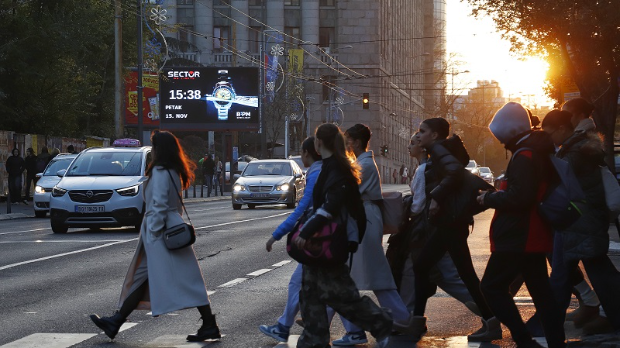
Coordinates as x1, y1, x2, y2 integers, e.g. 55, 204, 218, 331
0, 240, 129, 244
118, 322, 139, 333
246, 269, 272, 277
217, 278, 247, 288
0, 214, 289, 271
274, 334, 300, 347
0, 333, 97, 348
0, 228, 48, 236
188, 207, 228, 212
272, 260, 292, 267
147, 334, 225, 347
207, 290, 216, 296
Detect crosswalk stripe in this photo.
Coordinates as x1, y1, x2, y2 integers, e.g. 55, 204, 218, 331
118, 322, 139, 333
0, 333, 97, 348
272, 260, 292, 267
246, 269, 272, 277
147, 334, 225, 347
274, 335, 300, 347
217, 278, 247, 288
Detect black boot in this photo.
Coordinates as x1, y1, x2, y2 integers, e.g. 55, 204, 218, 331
90, 311, 126, 340
187, 305, 221, 342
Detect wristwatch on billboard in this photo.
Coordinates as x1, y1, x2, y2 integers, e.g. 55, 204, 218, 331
212, 70, 236, 120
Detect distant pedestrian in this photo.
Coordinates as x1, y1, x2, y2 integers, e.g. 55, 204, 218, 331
202, 154, 215, 197
37, 147, 51, 173
67, 144, 78, 154
291, 123, 392, 348
477, 102, 565, 348
6, 148, 26, 204
24, 148, 38, 201
50, 148, 60, 160
402, 166, 409, 184
392, 168, 398, 184
213, 156, 223, 196
90, 130, 221, 343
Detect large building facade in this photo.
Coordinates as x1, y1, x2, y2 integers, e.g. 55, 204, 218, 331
161, 0, 438, 183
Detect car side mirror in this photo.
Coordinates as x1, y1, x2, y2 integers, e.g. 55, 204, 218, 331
295, 173, 303, 179
36, 173, 43, 179
56, 169, 67, 177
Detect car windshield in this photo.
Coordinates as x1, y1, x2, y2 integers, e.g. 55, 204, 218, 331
479, 167, 491, 174
466, 160, 476, 168
243, 162, 291, 176
66, 152, 143, 176
43, 158, 74, 176
290, 157, 305, 169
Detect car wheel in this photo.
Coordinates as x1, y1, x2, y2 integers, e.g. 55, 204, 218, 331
248, 204, 256, 209
51, 222, 68, 234
34, 210, 47, 218
232, 204, 242, 210
286, 190, 296, 209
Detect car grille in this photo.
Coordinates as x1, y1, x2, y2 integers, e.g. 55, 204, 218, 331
248, 185, 273, 192
69, 190, 113, 203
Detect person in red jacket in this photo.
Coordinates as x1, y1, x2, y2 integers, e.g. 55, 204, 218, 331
477, 102, 566, 348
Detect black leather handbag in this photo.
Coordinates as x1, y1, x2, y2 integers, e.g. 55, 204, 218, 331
163, 169, 196, 250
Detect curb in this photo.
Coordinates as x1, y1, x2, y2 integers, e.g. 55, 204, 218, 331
0, 213, 32, 221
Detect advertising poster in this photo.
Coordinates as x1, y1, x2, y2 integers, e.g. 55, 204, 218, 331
160, 67, 260, 130
125, 72, 160, 126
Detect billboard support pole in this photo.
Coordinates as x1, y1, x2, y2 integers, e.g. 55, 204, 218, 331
260, 41, 266, 159
136, 0, 144, 145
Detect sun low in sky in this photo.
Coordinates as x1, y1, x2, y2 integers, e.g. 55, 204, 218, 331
447, 0, 553, 108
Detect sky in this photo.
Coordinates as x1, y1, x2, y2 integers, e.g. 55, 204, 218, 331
446, 0, 553, 108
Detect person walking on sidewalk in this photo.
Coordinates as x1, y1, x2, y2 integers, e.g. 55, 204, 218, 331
324, 123, 414, 346
90, 130, 221, 342
213, 156, 223, 196
24, 148, 38, 201
259, 136, 322, 343
542, 109, 620, 335
291, 124, 393, 348
6, 148, 27, 204
477, 103, 566, 348
202, 154, 215, 197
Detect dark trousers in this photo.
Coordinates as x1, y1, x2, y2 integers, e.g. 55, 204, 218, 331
213, 173, 222, 195
24, 174, 37, 199
481, 252, 565, 348
551, 245, 620, 331
204, 174, 214, 196
413, 222, 493, 319
8, 176, 22, 203
298, 264, 392, 348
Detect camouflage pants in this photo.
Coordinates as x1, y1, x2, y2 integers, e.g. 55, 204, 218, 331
297, 264, 393, 348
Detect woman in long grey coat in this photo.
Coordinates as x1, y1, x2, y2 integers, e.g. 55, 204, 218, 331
326, 124, 413, 346
90, 131, 220, 342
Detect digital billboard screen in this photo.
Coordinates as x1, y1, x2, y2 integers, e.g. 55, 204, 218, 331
160, 67, 259, 130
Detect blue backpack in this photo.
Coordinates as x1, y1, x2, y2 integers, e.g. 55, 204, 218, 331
513, 148, 586, 231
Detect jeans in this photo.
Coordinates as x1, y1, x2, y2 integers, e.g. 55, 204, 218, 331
204, 174, 214, 196
277, 263, 302, 327
481, 252, 565, 348
8, 176, 22, 203
413, 222, 493, 319
24, 174, 37, 199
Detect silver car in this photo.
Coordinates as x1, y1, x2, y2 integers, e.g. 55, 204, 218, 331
232, 159, 305, 210
33, 154, 78, 218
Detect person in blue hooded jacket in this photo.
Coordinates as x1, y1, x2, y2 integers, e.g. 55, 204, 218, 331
259, 136, 322, 342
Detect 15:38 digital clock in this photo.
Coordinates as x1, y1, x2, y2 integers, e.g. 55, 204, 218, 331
168, 89, 202, 100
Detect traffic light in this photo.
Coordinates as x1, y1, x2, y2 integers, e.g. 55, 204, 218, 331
362, 93, 369, 109
380, 145, 388, 156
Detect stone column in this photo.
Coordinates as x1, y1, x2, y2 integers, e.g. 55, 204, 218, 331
195, 0, 213, 64
266, 0, 285, 32
231, 0, 249, 57
301, 0, 319, 54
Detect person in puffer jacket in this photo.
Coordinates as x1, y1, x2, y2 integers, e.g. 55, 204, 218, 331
477, 102, 566, 348
542, 109, 620, 334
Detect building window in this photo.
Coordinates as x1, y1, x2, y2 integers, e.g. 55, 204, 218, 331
249, 0, 263, 5
177, 0, 193, 4
213, 0, 230, 5
213, 26, 229, 52
284, 0, 300, 5
319, 27, 334, 48
249, 26, 261, 53
320, 0, 335, 6
179, 25, 194, 48
176, 8, 194, 26
284, 27, 300, 45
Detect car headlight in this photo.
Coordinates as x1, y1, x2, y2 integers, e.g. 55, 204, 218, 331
35, 186, 44, 194
52, 187, 67, 197
233, 184, 245, 192
276, 183, 290, 191
116, 184, 141, 196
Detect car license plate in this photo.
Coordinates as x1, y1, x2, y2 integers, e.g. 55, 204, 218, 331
75, 205, 105, 213
250, 193, 269, 198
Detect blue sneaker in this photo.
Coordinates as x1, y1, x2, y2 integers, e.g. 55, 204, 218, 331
332, 331, 368, 346
258, 323, 290, 342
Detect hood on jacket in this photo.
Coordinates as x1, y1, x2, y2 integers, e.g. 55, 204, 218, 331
489, 102, 532, 145
559, 130, 605, 159
508, 130, 555, 155
575, 117, 596, 133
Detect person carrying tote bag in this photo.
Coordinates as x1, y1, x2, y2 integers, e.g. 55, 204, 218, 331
90, 130, 221, 343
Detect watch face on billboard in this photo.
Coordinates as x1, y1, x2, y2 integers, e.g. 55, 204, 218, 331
160, 67, 259, 130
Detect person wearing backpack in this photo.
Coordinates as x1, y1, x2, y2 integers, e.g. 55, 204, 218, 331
291, 124, 392, 348
542, 109, 620, 335
477, 102, 565, 348
410, 118, 498, 342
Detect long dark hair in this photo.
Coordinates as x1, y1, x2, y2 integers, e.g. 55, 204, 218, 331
541, 110, 574, 130
302, 136, 321, 161
315, 124, 361, 184
345, 123, 372, 150
146, 130, 196, 190
421, 117, 450, 140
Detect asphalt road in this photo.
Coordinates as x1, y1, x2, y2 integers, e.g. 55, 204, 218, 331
1, 194, 616, 348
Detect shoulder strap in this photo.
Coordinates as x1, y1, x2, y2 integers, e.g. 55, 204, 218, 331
166, 169, 193, 226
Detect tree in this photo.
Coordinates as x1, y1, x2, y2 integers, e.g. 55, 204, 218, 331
465, 0, 620, 166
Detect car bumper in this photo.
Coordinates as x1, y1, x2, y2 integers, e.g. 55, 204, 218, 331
232, 191, 292, 205
33, 192, 51, 212
49, 194, 144, 227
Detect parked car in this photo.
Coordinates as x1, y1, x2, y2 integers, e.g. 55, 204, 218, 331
231, 159, 305, 210
49, 139, 151, 234
465, 160, 480, 176
478, 166, 494, 185
33, 154, 78, 218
